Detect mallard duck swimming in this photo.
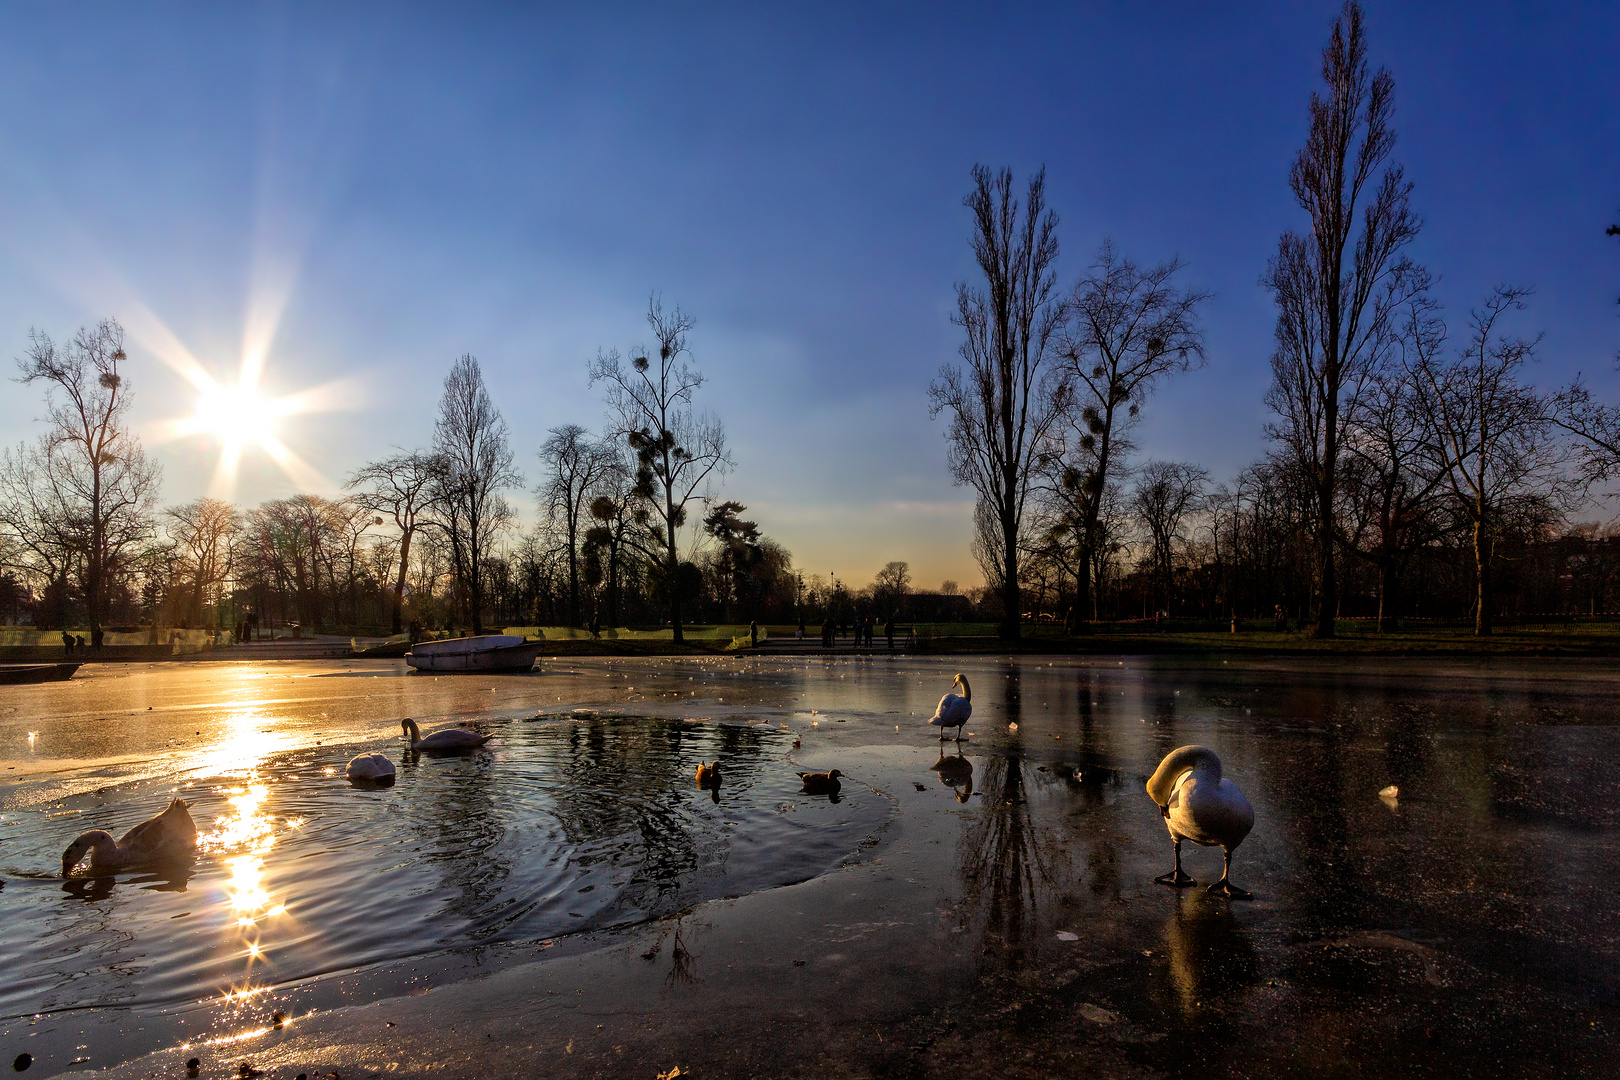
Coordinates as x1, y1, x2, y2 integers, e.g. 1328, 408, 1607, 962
62, 798, 198, 876
1146, 745, 1255, 899
696, 761, 721, 788
402, 718, 492, 750
798, 769, 842, 795
929, 674, 972, 741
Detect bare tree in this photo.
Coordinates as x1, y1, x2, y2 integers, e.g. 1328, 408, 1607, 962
584, 449, 639, 629
13, 319, 161, 638
538, 425, 616, 629
1412, 287, 1567, 634
164, 497, 241, 629
872, 560, 911, 615
1131, 461, 1208, 616
929, 165, 1069, 640
1053, 240, 1208, 620
1341, 289, 1453, 629
590, 297, 732, 643
1263, 1, 1421, 638
349, 451, 437, 633
430, 355, 520, 633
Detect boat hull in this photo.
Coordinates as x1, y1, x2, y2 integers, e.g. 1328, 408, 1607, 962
404, 641, 542, 674
0, 663, 80, 685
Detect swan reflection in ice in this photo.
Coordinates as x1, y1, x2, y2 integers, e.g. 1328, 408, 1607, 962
931, 752, 974, 803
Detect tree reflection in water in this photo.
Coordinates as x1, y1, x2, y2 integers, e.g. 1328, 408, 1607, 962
955, 665, 1066, 971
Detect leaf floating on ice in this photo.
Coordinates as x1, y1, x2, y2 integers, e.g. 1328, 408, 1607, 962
1078, 1003, 1118, 1024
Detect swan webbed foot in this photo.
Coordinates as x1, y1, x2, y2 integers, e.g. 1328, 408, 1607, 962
1154, 868, 1198, 888
1205, 878, 1252, 900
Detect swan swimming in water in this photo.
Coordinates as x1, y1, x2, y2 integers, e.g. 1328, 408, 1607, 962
62, 798, 197, 876
346, 753, 397, 781
1147, 745, 1255, 899
929, 673, 972, 741
401, 718, 493, 750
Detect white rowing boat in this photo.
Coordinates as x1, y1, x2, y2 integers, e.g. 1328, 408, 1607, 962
404, 634, 542, 673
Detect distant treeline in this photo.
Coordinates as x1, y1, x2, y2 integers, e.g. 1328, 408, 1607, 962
933, 2, 1620, 638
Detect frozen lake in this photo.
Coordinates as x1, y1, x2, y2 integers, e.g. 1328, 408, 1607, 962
1, 654, 1616, 1077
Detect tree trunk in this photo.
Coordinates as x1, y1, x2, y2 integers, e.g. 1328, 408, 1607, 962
667, 493, 684, 644
1376, 558, 1398, 633
1000, 506, 1021, 641
1315, 471, 1336, 639
566, 519, 579, 629
1474, 517, 1492, 636
391, 527, 413, 635
1072, 547, 1092, 633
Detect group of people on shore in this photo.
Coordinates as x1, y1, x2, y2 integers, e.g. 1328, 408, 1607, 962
805, 614, 897, 650
60, 628, 98, 653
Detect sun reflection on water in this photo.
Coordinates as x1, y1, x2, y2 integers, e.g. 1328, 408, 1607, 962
199, 780, 288, 980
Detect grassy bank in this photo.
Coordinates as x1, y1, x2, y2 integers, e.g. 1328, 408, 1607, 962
911, 620, 1620, 656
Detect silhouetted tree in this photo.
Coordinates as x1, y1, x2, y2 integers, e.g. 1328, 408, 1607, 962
164, 497, 240, 629
539, 425, 616, 628
10, 319, 161, 637
1131, 461, 1208, 615
1263, 1, 1421, 638
590, 297, 732, 643
429, 355, 519, 633
930, 166, 1069, 641
1341, 286, 1455, 629
1412, 287, 1566, 634
1054, 240, 1208, 621
872, 560, 911, 615
349, 450, 437, 633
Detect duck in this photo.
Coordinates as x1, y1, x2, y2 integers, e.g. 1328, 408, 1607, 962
798, 769, 843, 795
929, 673, 972, 741
401, 718, 493, 750
696, 761, 722, 789
62, 798, 198, 876
1146, 745, 1255, 899
346, 753, 397, 782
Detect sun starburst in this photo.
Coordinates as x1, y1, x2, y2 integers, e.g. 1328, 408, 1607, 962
138, 304, 363, 498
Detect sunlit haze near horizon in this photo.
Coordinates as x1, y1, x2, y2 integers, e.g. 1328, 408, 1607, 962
1, 3, 1615, 590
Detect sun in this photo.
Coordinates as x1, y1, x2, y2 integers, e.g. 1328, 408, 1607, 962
195, 386, 278, 443
147, 336, 362, 498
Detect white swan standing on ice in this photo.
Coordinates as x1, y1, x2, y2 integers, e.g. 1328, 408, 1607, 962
929, 673, 973, 741
346, 753, 397, 781
1146, 745, 1255, 899
401, 718, 493, 750
61, 798, 198, 876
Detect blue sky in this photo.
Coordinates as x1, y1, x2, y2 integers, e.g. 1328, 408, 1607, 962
1, 2, 1615, 589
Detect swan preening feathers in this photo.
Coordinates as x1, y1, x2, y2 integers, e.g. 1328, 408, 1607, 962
402, 718, 493, 750
930, 673, 972, 740
62, 798, 198, 876
1147, 745, 1255, 899
346, 753, 397, 782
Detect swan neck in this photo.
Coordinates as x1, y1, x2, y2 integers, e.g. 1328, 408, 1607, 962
402, 719, 420, 741
1146, 745, 1223, 805
957, 676, 971, 702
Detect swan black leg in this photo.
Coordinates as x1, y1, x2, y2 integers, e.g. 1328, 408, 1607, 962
1154, 838, 1196, 888
1205, 849, 1252, 900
